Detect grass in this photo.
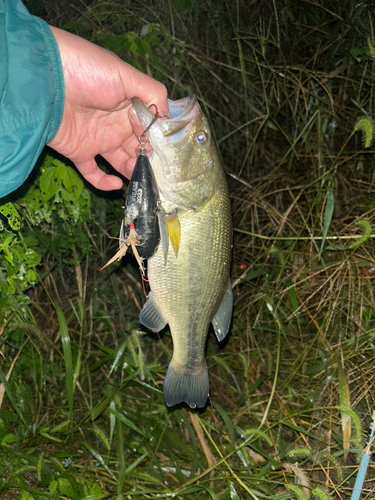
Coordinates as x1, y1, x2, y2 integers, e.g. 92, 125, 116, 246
2, 0, 375, 498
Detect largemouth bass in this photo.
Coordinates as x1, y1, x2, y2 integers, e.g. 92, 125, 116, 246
132, 95, 232, 408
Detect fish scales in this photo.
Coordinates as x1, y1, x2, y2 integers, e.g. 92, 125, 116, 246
149, 171, 231, 403
132, 95, 233, 408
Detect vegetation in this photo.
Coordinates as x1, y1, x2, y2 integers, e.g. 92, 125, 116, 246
1, 0, 375, 498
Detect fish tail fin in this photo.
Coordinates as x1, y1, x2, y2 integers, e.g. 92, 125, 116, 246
163, 360, 209, 409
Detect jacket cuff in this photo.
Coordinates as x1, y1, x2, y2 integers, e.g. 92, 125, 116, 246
37, 19, 64, 143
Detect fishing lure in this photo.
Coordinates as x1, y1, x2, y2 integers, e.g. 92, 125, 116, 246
101, 106, 160, 274
120, 137, 160, 261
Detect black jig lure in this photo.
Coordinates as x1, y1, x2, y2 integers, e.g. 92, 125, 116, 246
121, 149, 160, 260
100, 105, 160, 274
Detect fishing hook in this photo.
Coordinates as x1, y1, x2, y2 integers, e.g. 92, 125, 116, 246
136, 104, 159, 155
142, 103, 159, 135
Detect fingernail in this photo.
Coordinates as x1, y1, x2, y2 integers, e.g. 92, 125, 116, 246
129, 107, 141, 124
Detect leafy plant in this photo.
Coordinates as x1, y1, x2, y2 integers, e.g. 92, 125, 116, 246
21, 154, 91, 226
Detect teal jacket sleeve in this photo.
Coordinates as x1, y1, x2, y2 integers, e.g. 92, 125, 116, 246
0, 0, 64, 198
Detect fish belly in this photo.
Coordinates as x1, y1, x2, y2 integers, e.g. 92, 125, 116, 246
148, 179, 231, 408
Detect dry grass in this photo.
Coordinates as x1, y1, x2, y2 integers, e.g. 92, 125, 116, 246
2, 1, 375, 498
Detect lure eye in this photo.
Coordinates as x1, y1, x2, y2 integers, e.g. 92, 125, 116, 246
195, 132, 208, 145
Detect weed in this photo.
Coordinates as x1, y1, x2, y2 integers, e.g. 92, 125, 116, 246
2, 1, 375, 498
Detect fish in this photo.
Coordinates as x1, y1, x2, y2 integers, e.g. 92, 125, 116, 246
132, 95, 232, 408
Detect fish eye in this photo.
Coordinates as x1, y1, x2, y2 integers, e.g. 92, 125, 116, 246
195, 132, 208, 145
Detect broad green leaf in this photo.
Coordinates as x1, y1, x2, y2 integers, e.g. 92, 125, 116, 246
0, 202, 21, 230
40, 167, 61, 202
1, 433, 19, 445
49, 480, 58, 495
58, 478, 81, 500
57, 165, 83, 196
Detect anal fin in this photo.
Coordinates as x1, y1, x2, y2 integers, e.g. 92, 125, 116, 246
139, 292, 167, 332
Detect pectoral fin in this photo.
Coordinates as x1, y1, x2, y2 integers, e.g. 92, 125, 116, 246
212, 278, 233, 342
139, 292, 167, 332
166, 210, 181, 257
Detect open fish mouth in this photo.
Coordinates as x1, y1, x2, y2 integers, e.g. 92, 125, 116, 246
132, 95, 199, 141
168, 95, 197, 119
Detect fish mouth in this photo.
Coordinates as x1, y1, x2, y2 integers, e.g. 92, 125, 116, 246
167, 95, 197, 120
131, 95, 204, 199
131, 95, 199, 139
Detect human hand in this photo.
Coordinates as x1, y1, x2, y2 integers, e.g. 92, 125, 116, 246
47, 27, 168, 191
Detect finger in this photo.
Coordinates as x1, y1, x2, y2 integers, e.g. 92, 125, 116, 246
102, 148, 131, 179
102, 149, 142, 180
124, 156, 137, 179
123, 66, 168, 116
74, 158, 123, 191
146, 84, 168, 117
128, 107, 157, 153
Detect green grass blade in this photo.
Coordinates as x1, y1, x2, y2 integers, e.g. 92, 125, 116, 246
319, 188, 334, 257
83, 443, 117, 481
117, 411, 126, 496
108, 406, 146, 437
51, 300, 74, 426
337, 358, 352, 456
0, 369, 28, 428
204, 486, 220, 500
